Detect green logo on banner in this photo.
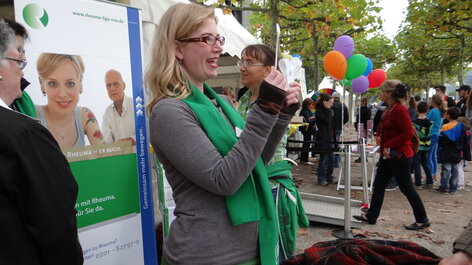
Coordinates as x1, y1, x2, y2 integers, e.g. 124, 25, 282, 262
22, 3, 49, 29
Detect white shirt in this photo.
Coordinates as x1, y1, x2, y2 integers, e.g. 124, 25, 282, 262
102, 95, 135, 143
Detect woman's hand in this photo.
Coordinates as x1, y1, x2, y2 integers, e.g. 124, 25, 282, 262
286, 81, 300, 106
264, 67, 287, 92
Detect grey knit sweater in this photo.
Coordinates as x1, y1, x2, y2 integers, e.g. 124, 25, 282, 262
150, 97, 291, 265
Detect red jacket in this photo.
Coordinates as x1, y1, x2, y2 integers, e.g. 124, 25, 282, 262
378, 103, 414, 158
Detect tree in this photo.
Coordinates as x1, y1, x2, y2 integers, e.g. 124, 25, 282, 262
402, 0, 472, 85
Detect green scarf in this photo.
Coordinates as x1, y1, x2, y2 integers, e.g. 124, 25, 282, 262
182, 82, 278, 265
14, 91, 37, 118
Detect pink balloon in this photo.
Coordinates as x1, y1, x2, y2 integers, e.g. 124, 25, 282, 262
334, 35, 355, 59
352, 75, 369, 94
368, 69, 387, 88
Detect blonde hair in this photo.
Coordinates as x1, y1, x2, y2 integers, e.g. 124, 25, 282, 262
37, 53, 85, 81
145, 3, 216, 111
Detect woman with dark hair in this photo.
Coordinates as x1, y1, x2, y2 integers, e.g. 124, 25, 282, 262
299, 97, 316, 164
237, 43, 308, 261
315, 93, 335, 185
354, 80, 429, 230
408, 96, 417, 121
427, 94, 446, 181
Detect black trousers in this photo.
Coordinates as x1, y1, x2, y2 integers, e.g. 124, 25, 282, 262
366, 156, 429, 223
300, 132, 311, 162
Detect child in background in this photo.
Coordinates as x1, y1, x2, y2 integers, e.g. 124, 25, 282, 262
412, 101, 433, 188
457, 117, 471, 190
436, 107, 471, 194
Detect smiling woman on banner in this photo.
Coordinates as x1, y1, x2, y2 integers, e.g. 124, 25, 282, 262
35, 53, 105, 148
145, 3, 300, 265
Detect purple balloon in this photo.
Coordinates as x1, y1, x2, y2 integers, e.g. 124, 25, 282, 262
334, 35, 355, 59
351, 75, 369, 94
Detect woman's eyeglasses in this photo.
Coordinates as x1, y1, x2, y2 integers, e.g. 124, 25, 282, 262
5, 57, 27, 70
179, 35, 225, 46
236, 60, 265, 68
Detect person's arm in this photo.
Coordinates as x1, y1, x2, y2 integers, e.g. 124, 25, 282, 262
260, 81, 300, 164
151, 100, 279, 195
82, 107, 105, 145
101, 108, 114, 143
439, 219, 472, 265
12, 123, 83, 265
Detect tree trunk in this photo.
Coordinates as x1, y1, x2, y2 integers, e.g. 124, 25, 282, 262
312, 33, 320, 91
457, 36, 465, 85
440, 67, 446, 86
269, 0, 279, 50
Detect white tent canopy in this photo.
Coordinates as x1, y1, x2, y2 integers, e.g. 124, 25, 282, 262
129, 0, 260, 66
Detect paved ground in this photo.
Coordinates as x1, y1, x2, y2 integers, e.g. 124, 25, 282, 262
291, 124, 472, 259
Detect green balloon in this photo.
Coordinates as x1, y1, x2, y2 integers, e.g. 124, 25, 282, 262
346, 54, 367, 80
342, 79, 351, 87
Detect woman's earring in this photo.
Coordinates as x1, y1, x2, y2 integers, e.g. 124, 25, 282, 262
42, 91, 46, 96
178, 59, 184, 66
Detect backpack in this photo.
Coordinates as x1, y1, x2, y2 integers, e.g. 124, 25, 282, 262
413, 120, 432, 151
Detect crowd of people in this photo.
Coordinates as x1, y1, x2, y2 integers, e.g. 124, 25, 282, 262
1, 2, 472, 264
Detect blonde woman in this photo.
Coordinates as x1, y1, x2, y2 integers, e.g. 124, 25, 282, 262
145, 3, 299, 264
36, 53, 104, 148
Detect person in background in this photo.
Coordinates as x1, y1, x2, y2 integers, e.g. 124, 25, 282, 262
439, 218, 472, 265
299, 97, 316, 165
237, 43, 308, 261
465, 87, 472, 119
427, 94, 446, 183
2, 17, 36, 117
102, 69, 135, 144
412, 101, 433, 189
408, 96, 417, 121
435, 84, 456, 108
414, 94, 421, 103
222, 85, 238, 108
315, 93, 335, 186
355, 96, 371, 163
0, 19, 83, 265
35, 53, 105, 148
145, 4, 300, 264
331, 91, 349, 167
456, 85, 471, 117
354, 96, 371, 137
457, 117, 471, 190
436, 107, 471, 195
353, 80, 429, 230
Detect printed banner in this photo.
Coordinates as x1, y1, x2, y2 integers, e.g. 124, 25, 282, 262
14, 0, 157, 264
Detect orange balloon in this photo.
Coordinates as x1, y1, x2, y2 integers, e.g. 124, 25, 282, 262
323, 51, 347, 80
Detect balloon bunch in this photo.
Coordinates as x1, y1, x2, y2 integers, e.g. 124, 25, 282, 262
323, 35, 386, 94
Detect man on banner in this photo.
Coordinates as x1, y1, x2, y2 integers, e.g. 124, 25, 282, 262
102, 69, 136, 144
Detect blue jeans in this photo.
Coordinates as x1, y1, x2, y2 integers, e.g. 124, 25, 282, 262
317, 149, 334, 183
428, 135, 439, 177
414, 150, 433, 185
366, 157, 428, 223
440, 163, 459, 192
